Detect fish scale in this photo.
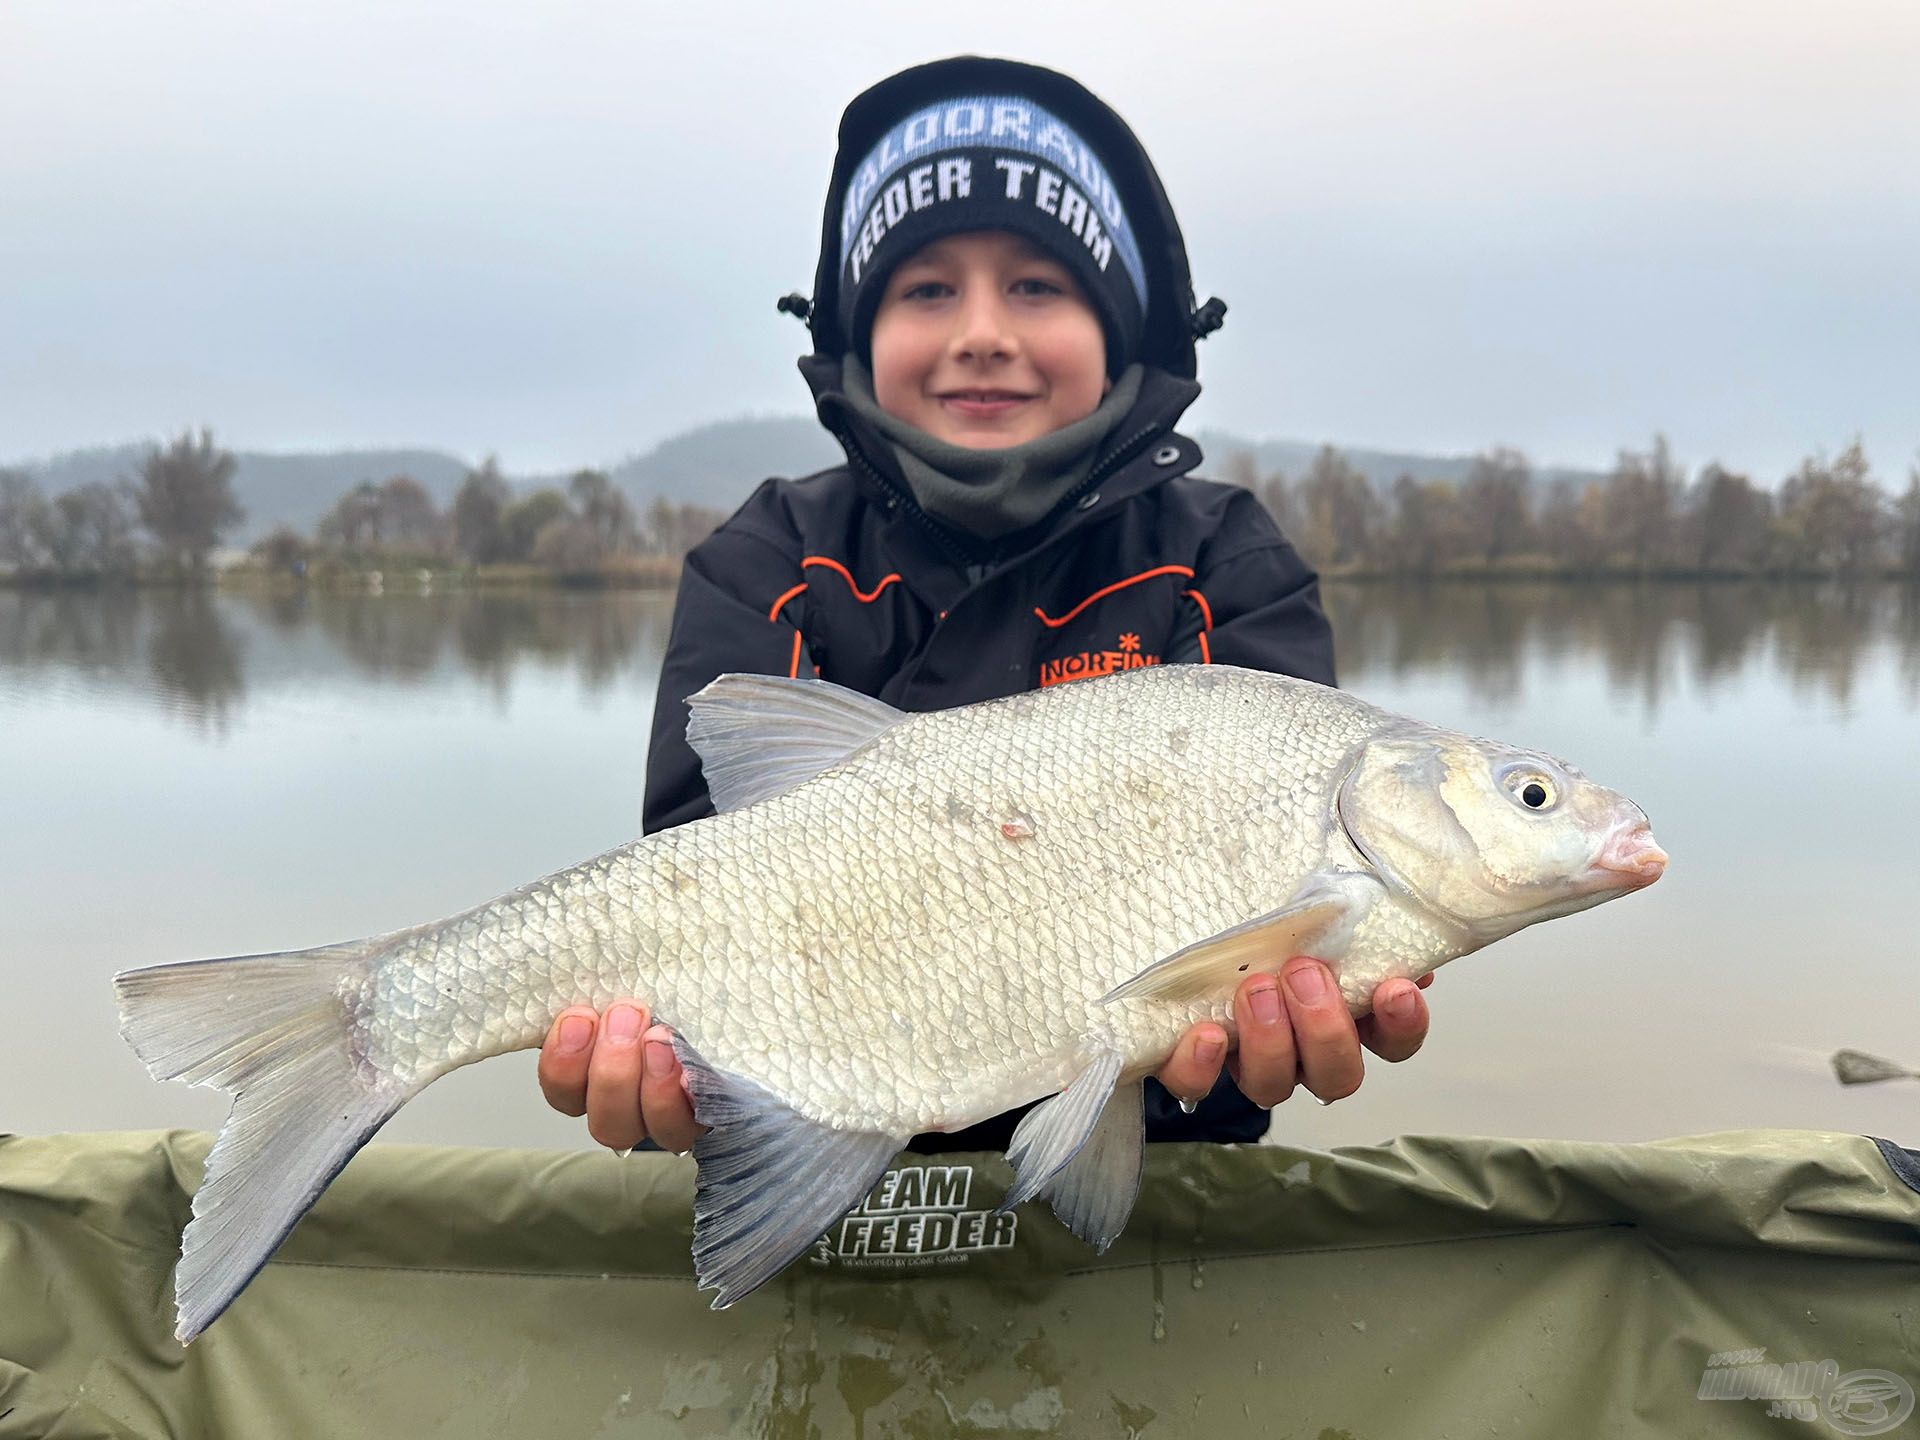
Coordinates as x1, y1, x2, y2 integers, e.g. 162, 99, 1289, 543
116, 662, 1665, 1339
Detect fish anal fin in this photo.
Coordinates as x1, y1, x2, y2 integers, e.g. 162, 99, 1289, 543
685, 674, 908, 812
672, 1035, 906, 1308
1100, 870, 1386, 1005
1040, 1079, 1144, 1252
999, 1048, 1125, 1212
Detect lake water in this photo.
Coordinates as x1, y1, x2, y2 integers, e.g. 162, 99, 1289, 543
3, 582, 1916, 1152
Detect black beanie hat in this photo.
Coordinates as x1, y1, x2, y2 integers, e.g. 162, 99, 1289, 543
834, 86, 1149, 375
795, 57, 1223, 382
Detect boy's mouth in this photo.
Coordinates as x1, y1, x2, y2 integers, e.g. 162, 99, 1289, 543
937, 390, 1037, 419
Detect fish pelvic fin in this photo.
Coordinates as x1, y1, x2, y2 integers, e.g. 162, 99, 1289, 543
685, 673, 907, 812
114, 938, 416, 1345
671, 1034, 905, 1308
1000, 1047, 1126, 1214
1099, 870, 1387, 1005
1039, 1079, 1145, 1253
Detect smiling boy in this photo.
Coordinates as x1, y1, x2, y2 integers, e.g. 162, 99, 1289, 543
537, 57, 1433, 1156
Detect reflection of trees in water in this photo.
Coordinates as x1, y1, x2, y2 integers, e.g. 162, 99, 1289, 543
1896, 588, 1920, 704
312, 594, 450, 682
1326, 581, 1915, 713
0, 588, 141, 674
450, 593, 667, 696
146, 588, 246, 734
6, 582, 1910, 725
227, 588, 675, 697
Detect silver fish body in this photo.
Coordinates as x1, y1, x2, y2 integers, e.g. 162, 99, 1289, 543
116, 664, 1665, 1341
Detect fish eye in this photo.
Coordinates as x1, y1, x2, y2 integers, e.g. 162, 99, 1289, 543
1503, 770, 1557, 811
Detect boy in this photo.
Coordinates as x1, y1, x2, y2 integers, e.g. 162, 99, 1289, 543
537, 57, 1432, 1155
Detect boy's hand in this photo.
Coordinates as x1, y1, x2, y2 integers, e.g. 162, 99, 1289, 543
1155, 957, 1432, 1110
537, 1001, 705, 1154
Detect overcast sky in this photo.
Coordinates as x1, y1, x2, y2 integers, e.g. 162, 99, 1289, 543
2, 0, 1915, 484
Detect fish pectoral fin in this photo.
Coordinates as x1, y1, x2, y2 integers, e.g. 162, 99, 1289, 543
685, 673, 908, 812
1039, 1079, 1144, 1252
999, 1048, 1126, 1213
1099, 870, 1387, 1005
671, 1034, 906, 1308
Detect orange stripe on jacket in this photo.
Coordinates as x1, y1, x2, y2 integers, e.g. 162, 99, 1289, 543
1184, 586, 1215, 664
768, 558, 902, 623
1034, 565, 1196, 629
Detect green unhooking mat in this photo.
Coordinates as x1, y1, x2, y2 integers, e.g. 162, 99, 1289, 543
2, 1129, 1916, 1438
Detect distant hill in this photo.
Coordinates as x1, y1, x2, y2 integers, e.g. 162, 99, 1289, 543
606, 416, 843, 507
10, 420, 1607, 542
1189, 431, 1607, 494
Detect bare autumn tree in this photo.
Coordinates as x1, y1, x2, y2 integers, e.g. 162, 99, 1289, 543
1597, 435, 1682, 571
318, 482, 385, 551
1899, 466, 1920, 580
499, 489, 571, 563
36, 483, 139, 576
1297, 445, 1381, 570
451, 457, 511, 563
1536, 480, 1605, 571
1385, 475, 1461, 576
134, 428, 244, 574
377, 475, 441, 551
568, 468, 636, 553
1775, 441, 1886, 574
0, 469, 51, 570
1686, 464, 1772, 573
1459, 447, 1535, 565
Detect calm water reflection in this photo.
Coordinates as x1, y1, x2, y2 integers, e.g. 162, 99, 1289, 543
2, 581, 1915, 1151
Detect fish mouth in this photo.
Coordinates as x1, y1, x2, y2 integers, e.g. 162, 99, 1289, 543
1589, 821, 1668, 889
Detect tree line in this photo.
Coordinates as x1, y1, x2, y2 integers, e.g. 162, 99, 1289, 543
7, 426, 1919, 584
0, 430, 730, 582
0, 429, 243, 579
1230, 436, 1920, 579
259, 457, 728, 577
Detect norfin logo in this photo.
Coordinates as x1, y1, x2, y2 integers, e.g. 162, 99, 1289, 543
1039, 637, 1159, 688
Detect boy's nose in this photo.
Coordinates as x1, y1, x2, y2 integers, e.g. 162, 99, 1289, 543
948, 291, 1018, 363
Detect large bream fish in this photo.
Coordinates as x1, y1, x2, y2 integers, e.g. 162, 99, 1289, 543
117, 664, 1666, 1342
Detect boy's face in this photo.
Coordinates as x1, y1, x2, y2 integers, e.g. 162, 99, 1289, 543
869, 231, 1110, 449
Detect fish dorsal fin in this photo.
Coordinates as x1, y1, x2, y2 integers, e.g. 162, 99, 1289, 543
686, 673, 908, 812
1100, 870, 1387, 1005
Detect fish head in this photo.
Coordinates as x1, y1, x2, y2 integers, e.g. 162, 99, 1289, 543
1338, 726, 1666, 944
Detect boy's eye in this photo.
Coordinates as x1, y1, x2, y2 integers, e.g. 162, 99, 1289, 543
899, 280, 952, 301
1011, 277, 1066, 297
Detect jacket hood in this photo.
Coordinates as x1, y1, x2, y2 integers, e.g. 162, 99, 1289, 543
791, 55, 1222, 381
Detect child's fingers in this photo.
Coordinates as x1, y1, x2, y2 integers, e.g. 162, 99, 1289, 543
1358, 978, 1428, 1063
638, 1024, 706, 1154
1280, 959, 1365, 1102
1228, 973, 1297, 1108
537, 1007, 598, 1117
583, 1001, 651, 1151
1155, 1022, 1229, 1107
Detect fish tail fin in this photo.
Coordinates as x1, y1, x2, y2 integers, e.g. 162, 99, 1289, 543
114, 936, 417, 1344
